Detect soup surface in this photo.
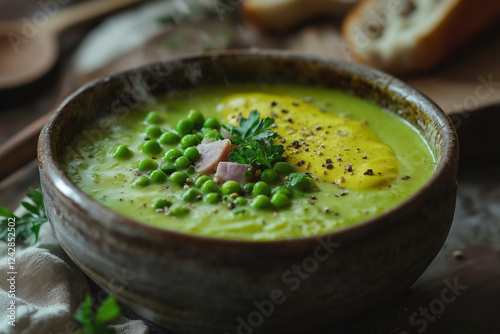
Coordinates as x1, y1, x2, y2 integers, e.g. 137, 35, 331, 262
64, 84, 435, 241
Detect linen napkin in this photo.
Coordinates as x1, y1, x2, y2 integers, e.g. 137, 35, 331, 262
0, 206, 149, 334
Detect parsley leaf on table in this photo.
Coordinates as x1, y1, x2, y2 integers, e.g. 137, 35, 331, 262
225, 110, 284, 168
0, 186, 48, 245
74, 295, 121, 334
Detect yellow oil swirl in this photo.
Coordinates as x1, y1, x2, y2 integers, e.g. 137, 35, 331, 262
218, 93, 400, 191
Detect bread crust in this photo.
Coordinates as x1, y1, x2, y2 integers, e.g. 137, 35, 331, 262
342, 0, 500, 75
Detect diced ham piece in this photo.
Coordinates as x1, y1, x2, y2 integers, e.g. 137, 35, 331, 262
195, 139, 232, 174
215, 162, 253, 184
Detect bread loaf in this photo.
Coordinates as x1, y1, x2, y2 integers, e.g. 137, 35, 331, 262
342, 0, 500, 75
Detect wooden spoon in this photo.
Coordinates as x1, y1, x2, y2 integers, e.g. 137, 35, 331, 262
0, 0, 146, 90
0, 0, 148, 180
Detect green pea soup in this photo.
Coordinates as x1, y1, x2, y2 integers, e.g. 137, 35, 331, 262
63, 84, 435, 241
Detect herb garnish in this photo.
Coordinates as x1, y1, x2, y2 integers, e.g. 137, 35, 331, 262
224, 110, 276, 143
224, 110, 285, 169
74, 295, 121, 334
286, 173, 314, 192
0, 186, 48, 245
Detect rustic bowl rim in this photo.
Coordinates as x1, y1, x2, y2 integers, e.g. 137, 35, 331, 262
38, 50, 459, 247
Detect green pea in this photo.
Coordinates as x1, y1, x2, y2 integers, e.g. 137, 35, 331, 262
195, 175, 212, 188
137, 159, 158, 172
160, 161, 176, 175
221, 181, 241, 195
111, 144, 132, 160
187, 109, 204, 129
203, 117, 220, 129
182, 188, 203, 203
273, 162, 294, 175
204, 130, 222, 140
153, 198, 172, 209
272, 186, 293, 198
150, 170, 167, 184
133, 176, 150, 188
164, 148, 183, 162
252, 194, 271, 209
170, 171, 189, 185
144, 125, 162, 139
142, 140, 162, 155
176, 119, 195, 136
170, 205, 190, 217
180, 134, 200, 149
201, 180, 219, 194
205, 193, 220, 204
144, 111, 162, 124
186, 166, 196, 175
242, 183, 255, 194
175, 156, 191, 170
261, 169, 277, 183
183, 147, 200, 162
159, 131, 180, 145
252, 181, 271, 197
196, 132, 205, 141
271, 193, 291, 208
234, 196, 248, 206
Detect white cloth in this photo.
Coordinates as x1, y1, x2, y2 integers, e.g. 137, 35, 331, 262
0, 207, 149, 334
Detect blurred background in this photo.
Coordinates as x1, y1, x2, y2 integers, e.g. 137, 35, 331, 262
0, 1, 499, 333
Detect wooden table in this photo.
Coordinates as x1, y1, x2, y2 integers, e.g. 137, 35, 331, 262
1, 2, 499, 333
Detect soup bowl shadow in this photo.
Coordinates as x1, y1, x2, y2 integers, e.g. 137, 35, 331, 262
38, 51, 458, 333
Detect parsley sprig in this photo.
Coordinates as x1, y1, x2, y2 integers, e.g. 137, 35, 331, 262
74, 295, 121, 334
287, 173, 314, 193
0, 186, 48, 245
224, 110, 284, 169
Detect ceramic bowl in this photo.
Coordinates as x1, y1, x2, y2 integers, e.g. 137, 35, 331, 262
38, 51, 458, 333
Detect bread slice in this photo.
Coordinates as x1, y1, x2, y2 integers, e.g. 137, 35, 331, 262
342, 0, 500, 75
243, 0, 358, 31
